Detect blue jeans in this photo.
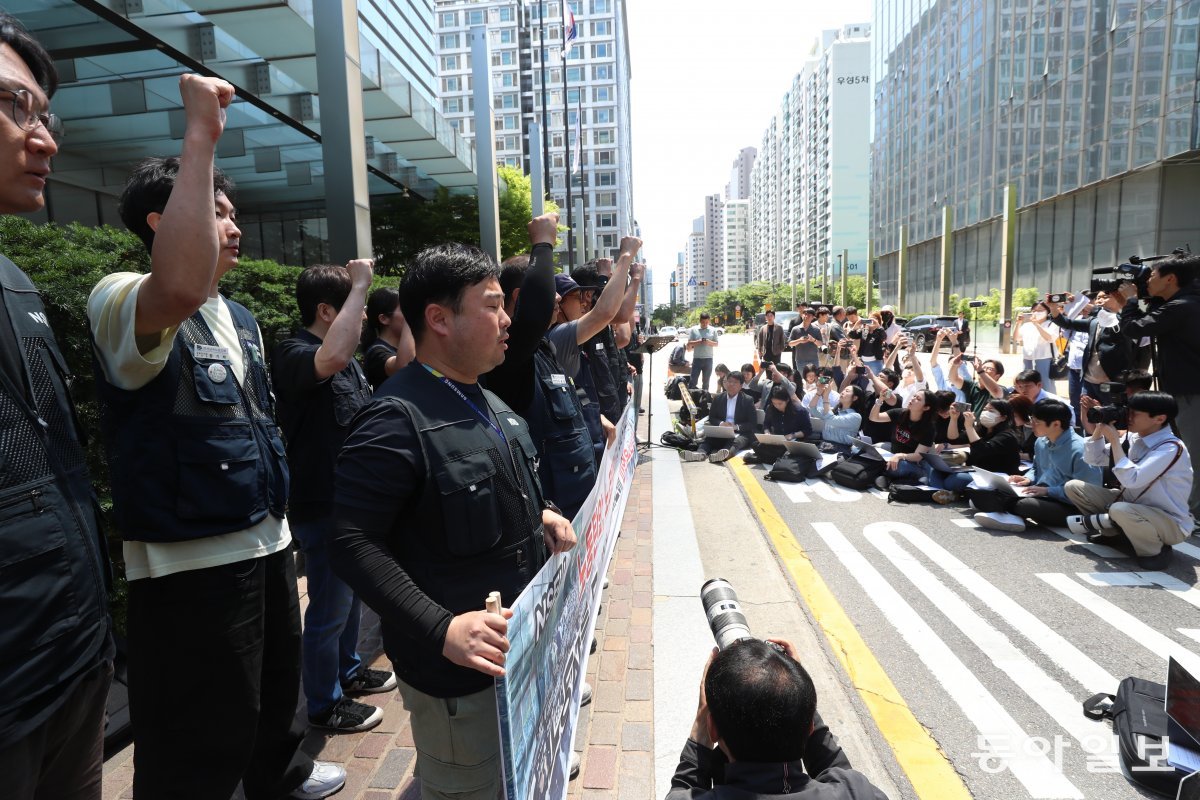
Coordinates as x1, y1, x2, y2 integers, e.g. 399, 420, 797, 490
887, 458, 926, 482
291, 517, 362, 717
1023, 357, 1054, 394
925, 463, 974, 493
689, 357, 713, 392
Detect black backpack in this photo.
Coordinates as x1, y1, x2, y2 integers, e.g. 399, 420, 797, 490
660, 430, 698, 451
1083, 678, 1191, 797
679, 389, 712, 425
664, 375, 688, 400
887, 485, 940, 503
830, 453, 887, 490
764, 454, 819, 482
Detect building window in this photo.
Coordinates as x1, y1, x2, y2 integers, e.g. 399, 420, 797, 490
444, 98, 462, 114
590, 0, 611, 13
596, 191, 616, 207
569, 44, 583, 60
597, 212, 617, 227
590, 21, 611, 36
595, 149, 614, 165
552, 133, 564, 147
501, 72, 517, 87
591, 43, 611, 58
567, 88, 581, 104
593, 86, 611, 102
438, 34, 460, 50
600, 233, 617, 249
596, 171, 616, 186
593, 107, 613, 124
594, 129, 614, 144
441, 76, 461, 93
505, 156, 520, 167
498, 29, 516, 44
566, 66, 583, 82
592, 64, 611, 80
439, 11, 458, 27
440, 55, 459, 71
505, 135, 519, 150
492, 50, 516, 66
499, 6, 515, 22
466, 9, 485, 25
504, 115, 519, 130
499, 93, 517, 109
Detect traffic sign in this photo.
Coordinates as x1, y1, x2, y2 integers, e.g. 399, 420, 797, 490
687, 277, 697, 287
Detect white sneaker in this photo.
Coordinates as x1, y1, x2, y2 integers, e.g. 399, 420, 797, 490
579, 681, 593, 707
708, 448, 731, 463
291, 762, 347, 799
974, 511, 1026, 532
679, 450, 707, 462
569, 751, 581, 780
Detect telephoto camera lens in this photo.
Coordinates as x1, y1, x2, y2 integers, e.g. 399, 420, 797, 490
701, 578, 752, 650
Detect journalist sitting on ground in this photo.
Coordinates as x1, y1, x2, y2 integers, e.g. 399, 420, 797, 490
1011, 368, 1076, 427
970, 400, 1103, 533
681, 371, 757, 464
746, 386, 814, 465
926, 399, 1024, 504
1064, 392, 1194, 571
868, 390, 935, 487
808, 384, 868, 453
668, 639, 890, 800
948, 353, 1006, 415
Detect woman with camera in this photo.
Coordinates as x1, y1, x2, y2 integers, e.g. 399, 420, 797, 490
869, 389, 936, 486
1013, 301, 1059, 392
926, 399, 1024, 503
808, 382, 868, 453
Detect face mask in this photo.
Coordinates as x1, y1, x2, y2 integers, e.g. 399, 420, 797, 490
1032, 310, 1047, 322
979, 410, 1001, 427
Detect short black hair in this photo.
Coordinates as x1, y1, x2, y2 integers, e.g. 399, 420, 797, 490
700, 311, 711, 319
740, 362, 755, 374
363, 286, 399, 348
1153, 253, 1200, 287
498, 254, 530, 301
1031, 398, 1072, 429
399, 243, 499, 343
983, 359, 1005, 377
1118, 368, 1154, 392
769, 385, 790, 402
0, 14, 57, 96
295, 264, 351, 327
706, 639, 817, 763
765, 309, 775, 317
845, 306, 859, 315
879, 368, 900, 390
119, 156, 236, 252
725, 370, 745, 385
986, 398, 1013, 421
715, 363, 729, 375
777, 363, 794, 377
933, 389, 957, 413
1015, 369, 1043, 386
572, 265, 601, 288
1128, 391, 1177, 423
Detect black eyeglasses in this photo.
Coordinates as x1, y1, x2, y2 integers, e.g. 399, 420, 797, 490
0, 86, 64, 142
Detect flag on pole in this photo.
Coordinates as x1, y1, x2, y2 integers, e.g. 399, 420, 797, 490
560, 0, 577, 60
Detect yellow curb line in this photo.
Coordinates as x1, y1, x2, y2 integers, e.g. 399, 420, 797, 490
728, 457, 972, 800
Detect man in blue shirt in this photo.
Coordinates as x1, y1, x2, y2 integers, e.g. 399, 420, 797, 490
972, 399, 1103, 532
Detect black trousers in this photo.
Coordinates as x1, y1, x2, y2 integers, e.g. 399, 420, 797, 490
0, 659, 112, 800
127, 548, 312, 800
967, 488, 1076, 527
699, 434, 752, 455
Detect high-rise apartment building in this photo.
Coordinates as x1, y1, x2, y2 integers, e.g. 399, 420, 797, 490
434, 0, 634, 264
871, 0, 1200, 313
749, 25, 872, 292
722, 199, 752, 291
726, 147, 758, 201
684, 218, 706, 306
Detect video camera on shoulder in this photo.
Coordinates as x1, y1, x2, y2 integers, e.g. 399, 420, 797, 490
1086, 382, 1129, 427
1091, 248, 1189, 297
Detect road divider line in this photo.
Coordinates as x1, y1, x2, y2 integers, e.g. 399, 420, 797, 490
816, 522, 1081, 799
728, 458, 971, 800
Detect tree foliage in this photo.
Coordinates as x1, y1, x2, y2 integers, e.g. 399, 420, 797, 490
947, 286, 1043, 322
371, 165, 560, 275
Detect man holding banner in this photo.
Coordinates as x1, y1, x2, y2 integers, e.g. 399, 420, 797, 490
332, 243, 577, 800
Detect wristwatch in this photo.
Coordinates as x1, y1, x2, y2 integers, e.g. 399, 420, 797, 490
543, 500, 564, 517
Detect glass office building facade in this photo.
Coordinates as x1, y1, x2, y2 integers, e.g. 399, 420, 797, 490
8, 0, 477, 266
871, 0, 1200, 312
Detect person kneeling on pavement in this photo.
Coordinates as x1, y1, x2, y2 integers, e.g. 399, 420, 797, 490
1064, 391, 1194, 570
970, 400, 1103, 532
668, 639, 889, 799
745, 385, 814, 465
682, 371, 757, 464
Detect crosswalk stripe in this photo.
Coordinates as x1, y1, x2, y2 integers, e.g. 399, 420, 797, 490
1175, 541, 1200, 562
1037, 573, 1200, 678
890, 525, 1116, 694
814, 522, 1083, 799
1044, 526, 1128, 559
1076, 571, 1200, 611
866, 523, 1116, 760
953, 518, 980, 528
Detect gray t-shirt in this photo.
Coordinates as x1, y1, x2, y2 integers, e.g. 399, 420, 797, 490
789, 322, 823, 367
688, 325, 718, 358
546, 320, 582, 379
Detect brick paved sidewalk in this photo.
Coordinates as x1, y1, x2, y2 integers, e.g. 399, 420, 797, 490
102, 459, 654, 800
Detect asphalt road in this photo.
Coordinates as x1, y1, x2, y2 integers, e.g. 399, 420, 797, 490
654, 330, 1200, 800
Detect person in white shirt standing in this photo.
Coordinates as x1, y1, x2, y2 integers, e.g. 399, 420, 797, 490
1065, 391, 1194, 570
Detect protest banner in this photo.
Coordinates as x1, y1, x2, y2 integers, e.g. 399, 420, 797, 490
495, 403, 639, 800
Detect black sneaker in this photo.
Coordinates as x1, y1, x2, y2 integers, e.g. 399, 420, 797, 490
309, 696, 384, 733
342, 668, 397, 696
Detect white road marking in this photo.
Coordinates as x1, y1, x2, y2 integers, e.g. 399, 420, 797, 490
1179, 629, 1200, 645
814, 522, 1083, 799
1175, 541, 1200, 562
1038, 573, 1200, 678
1044, 526, 1128, 559
1077, 571, 1200, 611
953, 518, 980, 528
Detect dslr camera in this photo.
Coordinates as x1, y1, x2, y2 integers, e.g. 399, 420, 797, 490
701, 579, 784, 652
1086, 382, 1128, 427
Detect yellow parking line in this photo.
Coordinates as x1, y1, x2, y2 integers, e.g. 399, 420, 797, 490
728, 457, 972, 800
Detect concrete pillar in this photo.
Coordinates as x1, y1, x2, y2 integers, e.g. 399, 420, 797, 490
471, 26, 501, 261
866, 238, 874, 314
896, 224, 908, 314
840, 248, 849, 307
939, 205, 954, 315
528, 121, 544, 218
999, 183, 1017, 352
314, 0, 372, 262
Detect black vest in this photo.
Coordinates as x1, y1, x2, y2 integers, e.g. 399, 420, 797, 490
525, 339, 597, 518
93, 297, 289, 542
0, 256, 110, 733
583, 330, 621, 423
377, 362, 548, 696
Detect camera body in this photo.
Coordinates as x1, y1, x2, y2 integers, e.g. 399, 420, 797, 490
818, 345, 830, 354
1086, 382, 1129, 427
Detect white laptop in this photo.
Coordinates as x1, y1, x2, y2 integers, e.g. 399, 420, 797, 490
969, 468, 1025, 495
702, 424, 737, 439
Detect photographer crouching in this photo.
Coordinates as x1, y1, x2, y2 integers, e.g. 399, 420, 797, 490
1064, 392, 1194, 570
669, 583, 890, 799
1111, 253, 1200, 532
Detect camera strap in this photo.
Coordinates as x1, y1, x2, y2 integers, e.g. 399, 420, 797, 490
1116, 440, 1184, 504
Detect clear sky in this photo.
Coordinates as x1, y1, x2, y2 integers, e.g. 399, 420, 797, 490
625, 1, 873, 308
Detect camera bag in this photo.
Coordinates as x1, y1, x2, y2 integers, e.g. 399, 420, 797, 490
829, 453, 887, 491
764, 453, 819, 483
660, 430, 698, 451
1082, 677, 1190, 798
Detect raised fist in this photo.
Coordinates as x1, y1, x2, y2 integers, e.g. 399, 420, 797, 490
179, 74, 234, 145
